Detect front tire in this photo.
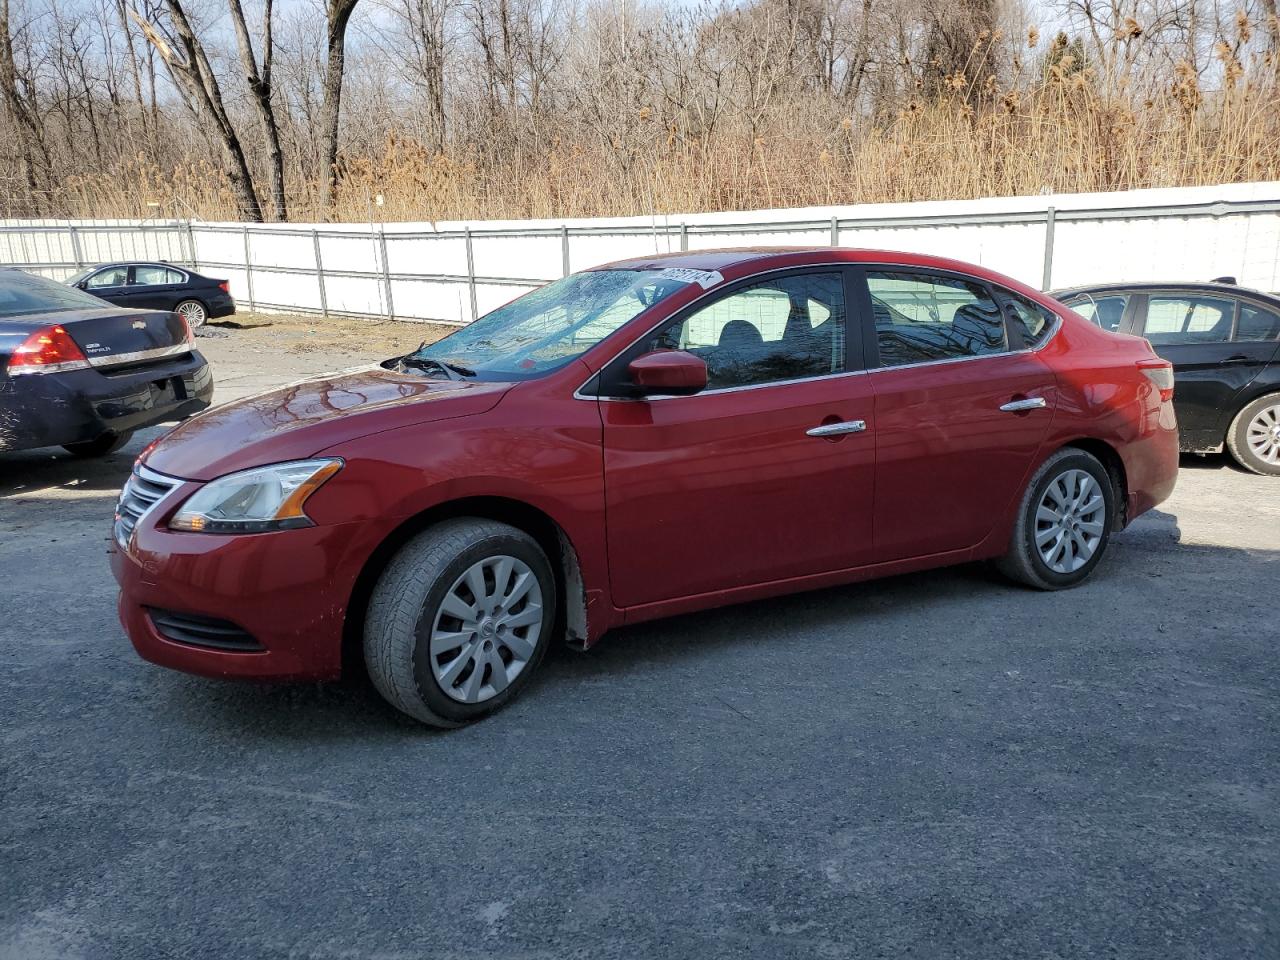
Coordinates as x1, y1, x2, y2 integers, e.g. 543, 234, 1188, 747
363, 519, 557, 727
62, 430, 133, 458
1225, 393, 1280, 477
174, 299, 208, 328
996, 447, 1116, 590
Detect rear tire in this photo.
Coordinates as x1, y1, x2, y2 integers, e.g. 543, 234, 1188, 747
62, 430, 133, 458
1225, 393, 1280, 477
174, 299, 208, 328
363, 518, 556, 727
996, 447, 1116, 590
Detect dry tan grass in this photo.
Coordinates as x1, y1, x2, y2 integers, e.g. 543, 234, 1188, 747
48, 81, 1280, 223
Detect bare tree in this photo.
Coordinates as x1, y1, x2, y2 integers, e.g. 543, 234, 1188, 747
0, 0, 51, 207
229, 0, 287, 219
319, 0, 360, 211
132, 0, 265, 219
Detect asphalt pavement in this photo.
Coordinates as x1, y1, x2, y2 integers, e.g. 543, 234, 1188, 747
2, 325, 1277, 959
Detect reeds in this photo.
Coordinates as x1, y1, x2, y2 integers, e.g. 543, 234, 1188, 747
32, 74, 1280, 223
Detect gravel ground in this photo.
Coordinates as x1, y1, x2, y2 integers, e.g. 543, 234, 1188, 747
1, 319, 1277, 959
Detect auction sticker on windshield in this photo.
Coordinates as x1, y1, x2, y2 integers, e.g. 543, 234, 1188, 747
655, 267, 724, 289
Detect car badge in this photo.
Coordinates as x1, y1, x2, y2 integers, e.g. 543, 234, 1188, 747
131, 319, 146, 329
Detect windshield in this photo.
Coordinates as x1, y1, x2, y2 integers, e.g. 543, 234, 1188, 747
0, 269, 108, 318
404, 269, 689, 379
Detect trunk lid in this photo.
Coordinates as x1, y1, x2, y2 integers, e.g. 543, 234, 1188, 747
57, 307, 189, 367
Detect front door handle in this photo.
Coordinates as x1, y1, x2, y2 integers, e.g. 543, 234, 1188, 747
999, 397, 1048, 413
806, 419, 867, 437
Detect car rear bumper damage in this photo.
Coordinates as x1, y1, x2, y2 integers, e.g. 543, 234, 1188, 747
0, 350, 213, 452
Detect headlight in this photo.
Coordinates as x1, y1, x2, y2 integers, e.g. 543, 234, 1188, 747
169, 459, 342, 534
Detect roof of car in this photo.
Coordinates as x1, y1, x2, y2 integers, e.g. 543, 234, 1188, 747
592, 246, 1046, 297
1052, 280, 1280, 303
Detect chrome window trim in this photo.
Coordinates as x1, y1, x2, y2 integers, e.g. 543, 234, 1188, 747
574, 261, 1064, 403
88, 342, 192, 369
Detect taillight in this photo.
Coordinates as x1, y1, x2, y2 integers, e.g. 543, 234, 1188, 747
218, 280, 230, 294
7, 324, 90, 376
1138, 358, 1175, 402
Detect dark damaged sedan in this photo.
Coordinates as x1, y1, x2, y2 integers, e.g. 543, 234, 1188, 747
0, 269, 213, 457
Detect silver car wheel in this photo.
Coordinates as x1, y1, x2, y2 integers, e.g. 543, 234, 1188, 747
176, 300, 207, 327
1034, 469, 1106, 574
429, 555, 543, 704
1246, 403, 1280, 465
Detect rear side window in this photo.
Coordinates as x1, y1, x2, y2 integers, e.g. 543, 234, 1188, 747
1003, 291, 1056, 348
868, 271, 1005, 367
1236, 303, 1280, 342
1064, 294, 1128, 332
1143, 295, 1235, 345
0, 270, 108, 317
133, 265, 184, 285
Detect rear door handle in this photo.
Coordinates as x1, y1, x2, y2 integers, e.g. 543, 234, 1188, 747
999, 397, 1048, 413
1222, 355, 1252, 363
806, 419, 867, 437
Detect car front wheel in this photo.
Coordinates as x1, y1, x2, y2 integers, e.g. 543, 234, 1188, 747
174, 299, 208, 328
1225, 393, 1280, 477
363, 518, 557, 727
996, 447, 1116, 590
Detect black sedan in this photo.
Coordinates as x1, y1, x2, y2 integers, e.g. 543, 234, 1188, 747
66, 261, 236, 328
0, 269, 213, 457
1053, 280, 1280, 476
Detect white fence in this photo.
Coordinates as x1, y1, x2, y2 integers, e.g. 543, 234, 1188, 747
3, 181, 1278, 326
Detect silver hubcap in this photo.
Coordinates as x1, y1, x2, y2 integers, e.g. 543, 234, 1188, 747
1246, 404, 1280, 464
428, 555, 543, 704
1035, 469, 1106, 574
177, 302, 205, 326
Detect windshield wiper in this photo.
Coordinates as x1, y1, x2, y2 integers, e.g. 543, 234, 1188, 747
398, 355, 476, 380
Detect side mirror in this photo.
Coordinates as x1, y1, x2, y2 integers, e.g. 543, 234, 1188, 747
627, 350, 707, 396
75, 281, 87, 290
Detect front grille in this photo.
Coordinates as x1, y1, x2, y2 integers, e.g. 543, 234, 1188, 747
147, 608, 263, 652
114, 463, 179, 546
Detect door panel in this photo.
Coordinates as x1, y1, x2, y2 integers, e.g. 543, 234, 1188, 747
82, 265, 130, 305
1135, 293, 1272, 447
871, 352, 1057, 561
601, 377, 876, 608
128, 265, 183, 310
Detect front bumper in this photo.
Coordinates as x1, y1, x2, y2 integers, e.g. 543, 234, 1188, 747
0, 350, 213, 452
111, 480, 388, 681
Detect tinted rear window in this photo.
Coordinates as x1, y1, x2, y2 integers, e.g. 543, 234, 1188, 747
0, 270, 108, 318
1063, 293, 1128, 332
1237, 303, 1280, 342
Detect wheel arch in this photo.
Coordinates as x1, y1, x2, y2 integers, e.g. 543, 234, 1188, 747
1059, 437, 1129, 529
341, 495, 589, 677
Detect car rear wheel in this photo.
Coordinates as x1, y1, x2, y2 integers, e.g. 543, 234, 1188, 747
996, 447, 1116, 590
62, 430, 133, 458
1225, 393, 1280, 477
363, 518, 557, 727
174, 299, 208, 328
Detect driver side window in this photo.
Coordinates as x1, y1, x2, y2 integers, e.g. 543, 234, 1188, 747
641, 273, 846, 390
86, 266, 128, 289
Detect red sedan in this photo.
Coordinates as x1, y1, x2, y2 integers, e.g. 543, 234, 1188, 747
111, 248, 1178, 726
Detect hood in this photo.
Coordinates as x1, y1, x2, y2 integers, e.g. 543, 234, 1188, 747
145, 365, 512, 480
